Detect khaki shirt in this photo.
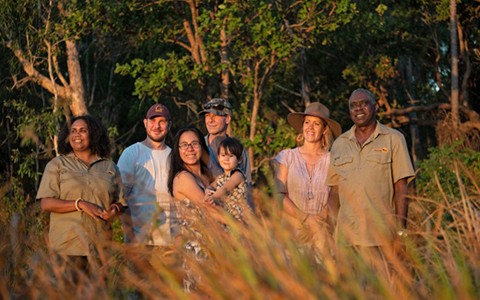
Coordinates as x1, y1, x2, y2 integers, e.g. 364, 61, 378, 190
36, 153, 126, 256
327, 122, 415, 246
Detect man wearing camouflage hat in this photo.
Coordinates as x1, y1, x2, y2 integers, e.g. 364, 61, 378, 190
200, 98, 254, 210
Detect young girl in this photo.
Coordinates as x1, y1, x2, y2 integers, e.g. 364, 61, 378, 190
204, 137, 251, 224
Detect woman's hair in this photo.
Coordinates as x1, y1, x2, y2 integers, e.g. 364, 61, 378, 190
167, 126, 211, 196
218, 137, 244, 161
58, 115, 111, 157
295, 117, 334, 150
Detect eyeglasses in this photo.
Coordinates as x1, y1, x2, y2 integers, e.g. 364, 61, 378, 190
204, 104, 228, 111
179, 141, 201, 150
349, 100, 372, 110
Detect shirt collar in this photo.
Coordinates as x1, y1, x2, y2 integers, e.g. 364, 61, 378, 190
345, 121, 387, 142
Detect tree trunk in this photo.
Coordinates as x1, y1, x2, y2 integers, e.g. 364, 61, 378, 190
66, 39, 88, 116
300, 48, 311, 107
248, 89, 260, 176
220, 17, 229, 100
450, 0, 459, 126
405, 56, 423, 166
457, 20, 471, 108
6, 39, 88, 116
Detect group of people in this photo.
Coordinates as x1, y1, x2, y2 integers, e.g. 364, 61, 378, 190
36, 88, 415, 285
36, 98, 253, 270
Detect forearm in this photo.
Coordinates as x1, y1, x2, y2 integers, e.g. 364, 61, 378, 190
394, 179, 409, 228
40, 197, 79, 213
283, 196, 307, 220
212, 186, 227, 199
327, 186, 339, 226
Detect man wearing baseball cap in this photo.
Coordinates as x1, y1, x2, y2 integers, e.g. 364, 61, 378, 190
118, 103, 178, 247
200, 98, 254, 210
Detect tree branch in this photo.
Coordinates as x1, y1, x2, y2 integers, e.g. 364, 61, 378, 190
6, 41, 68, 98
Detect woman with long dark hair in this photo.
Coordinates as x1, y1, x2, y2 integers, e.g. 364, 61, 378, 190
167, 126, 223, 291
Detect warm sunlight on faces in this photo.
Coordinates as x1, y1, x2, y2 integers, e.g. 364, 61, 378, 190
302, 115, 325, 143
69, 119, 90, 152
205, 112, 230, 136
349, 98, 377, 127
218, 147, 239, 173
178, 131, 202, 166
144, 116, 170, 142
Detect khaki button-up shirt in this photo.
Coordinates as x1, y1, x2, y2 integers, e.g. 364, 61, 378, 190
37, 153, 125, 256
327, 122, 415, 246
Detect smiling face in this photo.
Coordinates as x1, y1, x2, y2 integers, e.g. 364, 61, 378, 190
205, 112, 230, 137
218, 146, 239, 173
349, 95, 377, 128
302, 115, 325, 144
144, 116, 170, 143
178, 130, 202, 167
69, 119, 90, 153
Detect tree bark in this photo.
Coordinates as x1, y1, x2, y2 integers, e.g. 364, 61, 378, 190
220, 17, 229, 100
6, 39, 88, 116
450, 0, 459, 126
404, 56, 423, 165
300, 48, 311, 107
457, 20, 471, 108
66, 39, 88, 116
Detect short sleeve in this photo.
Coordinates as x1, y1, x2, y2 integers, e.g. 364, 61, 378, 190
36, 159, 60, 200
112, 162, 127, 207
274, 149, 292, 168
326, 143, 340, 186
391, 132, 415, 184
117, 146, 136, 197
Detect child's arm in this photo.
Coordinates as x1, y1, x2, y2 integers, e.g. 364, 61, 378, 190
211, 171, 244, 199
204, 180, 218, 204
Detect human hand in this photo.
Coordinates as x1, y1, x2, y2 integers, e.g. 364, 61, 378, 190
205, 188, 215, 197
204, 194, 215, 205
78, 200, 107, 221
99, 205, 119, 222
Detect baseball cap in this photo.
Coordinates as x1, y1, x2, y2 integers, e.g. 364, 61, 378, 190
199, 98, 232, 116
145, 104, 171, 120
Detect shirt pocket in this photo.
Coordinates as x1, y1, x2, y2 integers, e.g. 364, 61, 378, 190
91, 169, 116, 186
332, 156, 354, 180
59, 169, 84, 183
365, 153, 391, 165
332, 156, 354, 168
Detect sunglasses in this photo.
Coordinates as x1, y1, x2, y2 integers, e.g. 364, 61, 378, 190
204, 103, 229, 111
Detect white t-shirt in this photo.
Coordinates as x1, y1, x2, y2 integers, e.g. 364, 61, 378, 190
117, 142, 177, 245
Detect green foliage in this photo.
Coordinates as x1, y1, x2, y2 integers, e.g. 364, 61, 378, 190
417, 141, 480, 201
115, 53, 202, 100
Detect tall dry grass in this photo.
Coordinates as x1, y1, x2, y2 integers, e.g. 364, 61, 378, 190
1, 164, 479, 299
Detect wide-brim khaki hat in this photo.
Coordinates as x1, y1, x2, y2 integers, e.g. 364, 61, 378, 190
287, 102, 342, 138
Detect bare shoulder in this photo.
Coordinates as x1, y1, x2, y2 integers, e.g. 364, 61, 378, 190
173, 170, 195, 184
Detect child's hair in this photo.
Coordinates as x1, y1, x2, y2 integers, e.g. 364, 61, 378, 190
218, 137, 244, 161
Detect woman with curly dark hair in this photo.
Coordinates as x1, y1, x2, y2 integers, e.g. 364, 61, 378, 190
37, 115, 127, 272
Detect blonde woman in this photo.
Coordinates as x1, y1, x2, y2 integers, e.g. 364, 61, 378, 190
274, 102, 341, 254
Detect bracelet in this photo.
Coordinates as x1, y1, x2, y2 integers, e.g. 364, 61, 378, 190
111, 203, 121, 213
75, 198, 83, 211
